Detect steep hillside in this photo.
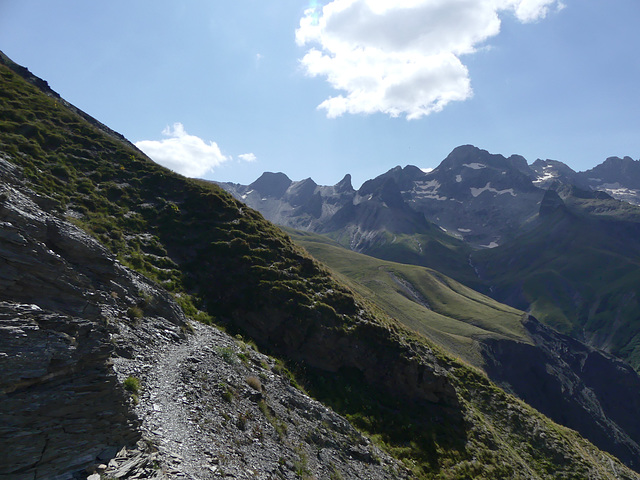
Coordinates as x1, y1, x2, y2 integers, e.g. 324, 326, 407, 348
1, 51, 639, 479
289, 228, 640, 469
473, 188, 640, 369
0, 156, 408, 480
285, 228, 527, 365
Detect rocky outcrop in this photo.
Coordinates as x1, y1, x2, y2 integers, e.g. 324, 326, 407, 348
481, 315, 640, 470
0, 157, 184, 479
538, 188, 567, 216
0, 303, 139, 480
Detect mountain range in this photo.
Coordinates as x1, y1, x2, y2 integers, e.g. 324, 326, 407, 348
218, 146, 640, 370
220, 145, 640, 248
3, 49, 640, 479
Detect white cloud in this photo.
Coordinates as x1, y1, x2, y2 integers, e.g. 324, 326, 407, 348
296, 0, 563, 119
421, 167, 434, 173
239, 153, 257, 162
135, 123, 229, 178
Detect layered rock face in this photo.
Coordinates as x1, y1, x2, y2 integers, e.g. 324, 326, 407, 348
0, 157, 184, 479
0, 305, 138, 480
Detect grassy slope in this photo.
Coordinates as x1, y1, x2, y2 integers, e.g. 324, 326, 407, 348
1, 55, 638, 479
325, 228, 483, 292
287, 228, 528, 368
321, 180, 640, 371
474, 207, 640, 369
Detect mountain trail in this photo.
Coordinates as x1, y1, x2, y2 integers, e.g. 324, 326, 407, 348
138, 321, 220, 479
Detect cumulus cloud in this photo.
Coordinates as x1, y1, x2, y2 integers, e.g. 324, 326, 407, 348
135, 123, 229, 178
296, 0, 563, 119
238, 153, 257, 162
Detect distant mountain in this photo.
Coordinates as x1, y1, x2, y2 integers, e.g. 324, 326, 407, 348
530, 158, 581, 188
577, 156, 640, 205
222, 172, 354, 232
219, 169, 474, 283
222, 146, 640, 246
400, 145, 542, 246
220, 146, 640, 371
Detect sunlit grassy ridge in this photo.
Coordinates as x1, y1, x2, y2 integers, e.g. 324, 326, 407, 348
288, 228, 528, 367
325, 228, 481, 291
1, 54, 637, 479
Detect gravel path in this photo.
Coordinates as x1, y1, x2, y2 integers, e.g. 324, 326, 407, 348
137, 322, 222, 479
111, 318, 409, 480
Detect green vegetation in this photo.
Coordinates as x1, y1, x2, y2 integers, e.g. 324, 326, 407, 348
300, 354, 632, 480
258, 400, 288, 439
473, 208, 640, 369
219, 382, 236, 403
1, 54, 636, 479
288, 228, 528, 368
216, 346, 238, 365
123, 376, 141, 403
325, 228, 480, 291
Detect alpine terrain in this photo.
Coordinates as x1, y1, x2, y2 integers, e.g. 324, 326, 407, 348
220, 146, 640, 371
2, 50, 640, 480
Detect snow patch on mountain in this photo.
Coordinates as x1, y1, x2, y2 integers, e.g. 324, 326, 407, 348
463, 163, 486, 170
592, 183, 640, 205
456, 175, 462, 183
533, 165, 558, 185
470, 182, 516, 198
414, 180, 440, 191
411, 180, 448, 200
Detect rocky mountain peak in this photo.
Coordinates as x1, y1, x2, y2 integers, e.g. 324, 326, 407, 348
588, 155, 640, 181
248, 171, 292, 199
335, 173, 354, 193
531, 159, 579, 189
436, 144, 497, 170
506, 154, 532, 175
284, 177, 318, 207
539, 188, 567, 216
570, 155, 640, 205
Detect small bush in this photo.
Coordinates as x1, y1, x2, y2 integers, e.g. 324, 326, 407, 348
246, 376, 262, 392
127, 305, 143, 320
217, 346, 237, 364
123, 376, 141, 394
237, 411, 251, 431
222, 386, 235, 403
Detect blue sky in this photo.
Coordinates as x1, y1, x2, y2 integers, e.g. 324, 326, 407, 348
1, 0, 638, 188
